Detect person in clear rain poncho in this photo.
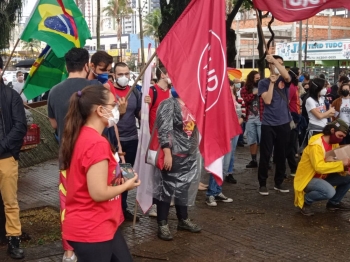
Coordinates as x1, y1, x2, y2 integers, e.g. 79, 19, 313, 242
153, 86, 201, 241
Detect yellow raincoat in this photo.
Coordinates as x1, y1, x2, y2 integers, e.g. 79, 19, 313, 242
294, 134, 345, 209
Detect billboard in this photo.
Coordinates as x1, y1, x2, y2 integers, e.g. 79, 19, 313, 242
275, 39, 350, 61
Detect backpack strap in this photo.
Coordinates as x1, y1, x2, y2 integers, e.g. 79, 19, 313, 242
150, 86, 158, 108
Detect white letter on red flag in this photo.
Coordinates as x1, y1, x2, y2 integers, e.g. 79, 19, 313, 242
157, 0, 241, 185
253, 0, 350, 22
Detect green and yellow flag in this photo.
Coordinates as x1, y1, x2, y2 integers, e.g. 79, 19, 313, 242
21, 0, 91, 58
23, 45, 67, 100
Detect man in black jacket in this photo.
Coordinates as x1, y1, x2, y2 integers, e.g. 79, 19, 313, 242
0, 56, 27, 259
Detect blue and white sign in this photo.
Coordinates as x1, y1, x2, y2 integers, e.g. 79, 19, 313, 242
275, 39, 350, 61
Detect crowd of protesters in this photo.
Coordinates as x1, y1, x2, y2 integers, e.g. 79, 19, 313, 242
2, 48, 350, 261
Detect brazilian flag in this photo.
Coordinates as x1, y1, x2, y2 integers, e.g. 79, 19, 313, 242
21, 0, 91, 58
22, 45, 67, 100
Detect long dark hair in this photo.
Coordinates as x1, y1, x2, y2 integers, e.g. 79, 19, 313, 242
288, 67, 299, 86
308, 78, 326, 102
245, 70, 259, 94
60, 85, 110, 170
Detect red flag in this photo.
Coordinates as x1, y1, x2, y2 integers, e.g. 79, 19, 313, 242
157, 0, 241, 185
253, 0, 350, 22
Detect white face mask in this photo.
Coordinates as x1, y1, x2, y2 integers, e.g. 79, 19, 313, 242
102, 106, 120, 127
274, 67, 280, 75
116, 76, 129, 88
18, 76, 24, 81
167, 77, 172, 85
320, 88, 327, 97
234, 83, 241, 89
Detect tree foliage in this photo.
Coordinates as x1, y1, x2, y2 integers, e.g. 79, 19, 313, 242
0, 0, 22, 50
143, 8, 162, 47
103, 0, 133, 30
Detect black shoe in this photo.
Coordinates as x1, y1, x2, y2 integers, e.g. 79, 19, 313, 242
177, 218, 201, 233
259, 186, 269, 196
0, 235, 7, 246
225, 174, 237, 184
158, 220, 173, 241
326, 202, 350, 211
274, 184, 290, 193
246, 160, 258, 168
237, 142, 244, 147
301, 203, 314, 216
7, 236, 24, 259
123, 209, 140, 222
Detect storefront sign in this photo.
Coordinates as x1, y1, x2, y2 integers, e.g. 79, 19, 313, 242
275, 39, 350, 61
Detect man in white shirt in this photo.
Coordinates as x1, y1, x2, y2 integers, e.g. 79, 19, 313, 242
12, 71, 27, 103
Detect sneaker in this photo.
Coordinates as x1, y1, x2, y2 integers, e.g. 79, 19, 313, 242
290, 173, 296, 177
274, 184, 290, 193
7, 236, 24, 259
246, 160, 258, 168
149, 204, 157, 217
326, 202, 350, 211
206, 196, 217, 207
225, 174, 237, 184
157, 221, 173, 241
62, 253, 77, 262
123, 209, 140, 222
215, 193, 233, 203
300, 203, 314, 216
177, 218, 201, 233
259, 186, 269, 196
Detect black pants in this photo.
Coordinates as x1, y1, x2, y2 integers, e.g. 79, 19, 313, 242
68, 228, 132, 262
157, 200, 188, 222
286, 128, 298, 173
120, 139, 138, 211
258, 123, 290, 187
0, 193, 5, 238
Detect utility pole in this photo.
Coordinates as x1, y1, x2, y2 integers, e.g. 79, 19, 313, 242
304, 19, 309, 72
138, 0, 145, 68
298, 21, 302, 69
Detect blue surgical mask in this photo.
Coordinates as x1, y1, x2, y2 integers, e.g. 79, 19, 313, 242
171, 86, 179, 98
93, 71, 109, 84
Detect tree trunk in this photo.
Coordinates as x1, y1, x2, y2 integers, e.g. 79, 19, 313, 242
96, 0, 101, 49
226, 0, 244, 68
256, 10, 266, 78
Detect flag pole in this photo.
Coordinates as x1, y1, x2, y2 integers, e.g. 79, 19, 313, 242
125, 50, 157, 100
254, 9, 268, 52
1, 38, 20, 77
132, 199, 138, 230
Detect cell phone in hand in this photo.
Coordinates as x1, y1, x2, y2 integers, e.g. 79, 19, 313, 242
119, 163, 135, 180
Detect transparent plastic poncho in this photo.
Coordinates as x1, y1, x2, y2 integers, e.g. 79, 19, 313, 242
153, 97, 200, 206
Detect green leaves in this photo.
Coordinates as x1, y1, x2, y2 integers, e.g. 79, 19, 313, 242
0, 0, 22, 50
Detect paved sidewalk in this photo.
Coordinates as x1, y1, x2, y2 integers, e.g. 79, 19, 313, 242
1, 147, 350, 261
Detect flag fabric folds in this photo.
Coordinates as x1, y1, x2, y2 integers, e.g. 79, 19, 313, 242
134, 44, 155, 213
23, 45, 67, 100
253, 0, 350, 22
21, 0, 91, 57
157, 0, 241, 185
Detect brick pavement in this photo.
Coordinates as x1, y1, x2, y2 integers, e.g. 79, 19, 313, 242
2, 147, 350, 261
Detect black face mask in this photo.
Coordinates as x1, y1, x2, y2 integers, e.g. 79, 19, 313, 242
255, 79, 260, 86
341, 90, 350, 97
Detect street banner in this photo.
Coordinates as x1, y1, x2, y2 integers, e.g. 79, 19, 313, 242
21, 0, 91, 57
253, 0, 350, 22
134, 44, 155, 213
157, 0, 241, 185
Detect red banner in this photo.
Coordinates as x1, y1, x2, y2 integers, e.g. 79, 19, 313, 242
157, 0, 241, 184
253, 0, 350, 22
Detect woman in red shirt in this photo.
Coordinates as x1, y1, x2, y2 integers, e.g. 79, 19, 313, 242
60, 85, 140, 262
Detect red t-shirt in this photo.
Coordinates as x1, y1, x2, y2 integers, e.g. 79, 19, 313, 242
289, 83, 301, 114
314, 136, 333, 179
63, 126, 124, 242
149, 84, 170, 132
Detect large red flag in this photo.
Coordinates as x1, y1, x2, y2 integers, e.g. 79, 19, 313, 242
253, 0, 350, 22
157, 0, 241, 185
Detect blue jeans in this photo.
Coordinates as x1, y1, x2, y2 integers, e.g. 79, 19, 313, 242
206, 136, 239, 197
304, 174, 350, 205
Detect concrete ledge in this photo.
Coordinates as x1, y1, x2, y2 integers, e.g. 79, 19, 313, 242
19, 106, 59, 168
